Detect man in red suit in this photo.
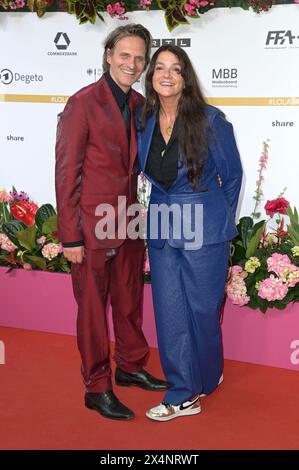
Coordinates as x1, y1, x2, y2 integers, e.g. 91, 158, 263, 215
55, 24, 168, 421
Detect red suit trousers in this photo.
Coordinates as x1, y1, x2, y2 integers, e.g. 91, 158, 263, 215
71, 239, 149, 392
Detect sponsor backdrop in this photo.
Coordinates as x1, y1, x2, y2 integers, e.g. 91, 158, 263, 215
0, 5, 298, 217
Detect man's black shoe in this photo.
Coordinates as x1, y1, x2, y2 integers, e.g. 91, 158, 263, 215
85, 391, 134, 420
115, 368, 169, 391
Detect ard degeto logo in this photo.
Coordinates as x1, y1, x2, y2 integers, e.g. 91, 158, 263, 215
265, 30, 299, 48
0, 68, 13, 85
0, 68, 43, 85
153, 38, 191, 48
54, 32, 71, 50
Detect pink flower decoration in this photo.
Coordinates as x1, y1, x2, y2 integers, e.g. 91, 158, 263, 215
139, 0, 152, 8
226, 266, 250, 306
258, 275, 288, 301
0, 233, 17, 252
184, 3, 197, 15
0, 190, 12, 203
264, 197, 289, 218
266, 253, 298, 279
107, 2, 125, 17
107, 4, 115, 15
42, 243, 61, 260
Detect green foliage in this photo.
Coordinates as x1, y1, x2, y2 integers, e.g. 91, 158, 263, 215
0, 0, 282, 32
2, 220, 27, 247
16, 226, 37, 252
35, 204, 56, 231
287, 206, 299, 245
0, 188, 70, 273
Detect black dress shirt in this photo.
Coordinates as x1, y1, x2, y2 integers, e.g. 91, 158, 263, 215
105, 71, 131, 141
145, 119, 179, 191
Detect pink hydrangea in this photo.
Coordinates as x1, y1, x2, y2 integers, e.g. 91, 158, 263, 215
0, 233, 17, 252
286, 270, 299, 288
258, 275, 288, 301
267, 253, 297, 277
226, 266, 250, 306
42, 242, 62, 260
37, 236, 47, 246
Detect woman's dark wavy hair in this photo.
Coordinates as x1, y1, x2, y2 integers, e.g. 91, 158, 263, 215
143, 44, 208, 190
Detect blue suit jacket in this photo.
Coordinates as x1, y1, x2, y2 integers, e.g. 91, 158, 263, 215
137, 105, 243, 250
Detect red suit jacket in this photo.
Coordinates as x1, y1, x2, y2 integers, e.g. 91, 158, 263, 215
55, 76, 144, 249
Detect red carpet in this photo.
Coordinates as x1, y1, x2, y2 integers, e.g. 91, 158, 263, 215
0, 326, 298, 450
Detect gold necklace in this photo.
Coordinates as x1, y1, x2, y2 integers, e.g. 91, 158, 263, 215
159, 110, 175, 137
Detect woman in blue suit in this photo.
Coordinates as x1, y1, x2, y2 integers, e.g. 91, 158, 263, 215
138, 45, 243, 421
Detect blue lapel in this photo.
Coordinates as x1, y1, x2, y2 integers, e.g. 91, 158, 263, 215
139, 112, 169, 194
139, 112, 156, 172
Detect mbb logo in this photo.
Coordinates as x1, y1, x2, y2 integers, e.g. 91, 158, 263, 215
212, 69, 238, 79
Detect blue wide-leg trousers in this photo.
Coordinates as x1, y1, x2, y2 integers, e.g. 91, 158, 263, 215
148, 241, 229, 405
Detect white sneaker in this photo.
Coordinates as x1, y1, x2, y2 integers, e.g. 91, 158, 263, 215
146, 396, 201, 422
200, 373, 224, 397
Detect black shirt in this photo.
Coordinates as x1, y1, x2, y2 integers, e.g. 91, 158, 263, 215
105, 71, 131, 115
145, 118, 179, 191
105, 71, 131, 141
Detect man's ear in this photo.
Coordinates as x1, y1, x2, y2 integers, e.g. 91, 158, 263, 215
106, 48, 112, 65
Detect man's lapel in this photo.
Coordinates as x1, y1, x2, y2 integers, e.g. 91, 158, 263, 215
96, 77, 129, 158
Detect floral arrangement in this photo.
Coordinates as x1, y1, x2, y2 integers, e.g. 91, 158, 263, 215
0, 187, 70, 272
1, 0, 297, 31
226, 141, 299, 312
0, 182, 151, 279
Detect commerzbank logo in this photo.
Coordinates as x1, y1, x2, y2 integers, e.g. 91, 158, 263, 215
0, 67, 43, 85
54, 32, 70, 50
47, 32, 77, 56
265, 30, 299, 48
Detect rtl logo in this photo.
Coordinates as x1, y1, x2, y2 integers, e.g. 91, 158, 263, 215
153, 38, 191, 48
212, 69, 238, 79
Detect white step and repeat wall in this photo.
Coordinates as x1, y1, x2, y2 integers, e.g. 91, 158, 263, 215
0, 5, 298, 217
